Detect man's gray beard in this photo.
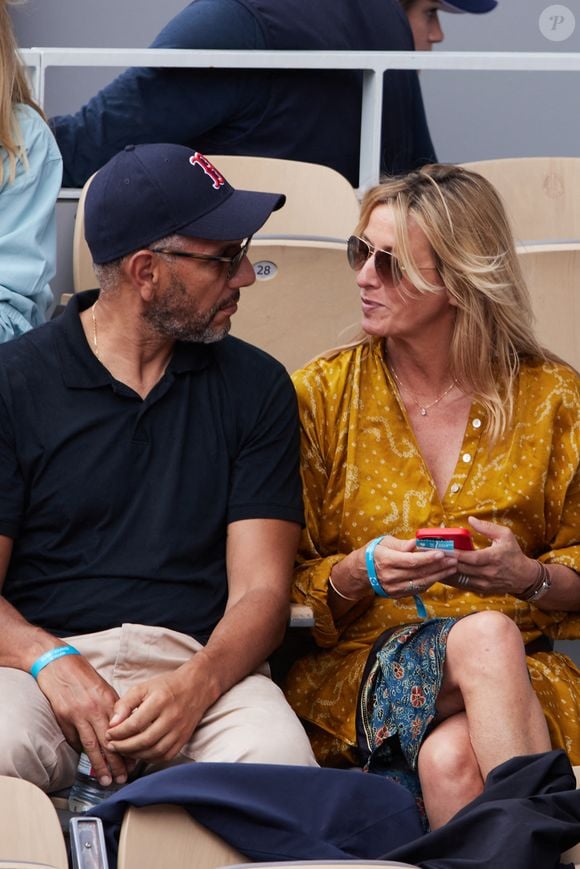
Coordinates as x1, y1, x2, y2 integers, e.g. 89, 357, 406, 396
142, 275, 238, 343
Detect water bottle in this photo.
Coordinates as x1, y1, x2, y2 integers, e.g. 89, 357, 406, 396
68, 752, 121, 812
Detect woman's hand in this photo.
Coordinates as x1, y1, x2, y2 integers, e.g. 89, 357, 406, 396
330, 534, 458, 602
450, 516, 538, 596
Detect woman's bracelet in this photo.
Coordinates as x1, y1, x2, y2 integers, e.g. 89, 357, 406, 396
329, 574, 360, 602
30, 645, 80, 680
517, 560, 552, 603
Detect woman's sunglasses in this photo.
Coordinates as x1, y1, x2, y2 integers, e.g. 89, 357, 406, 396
347, 235, 438, 284
347, 235, 405, 284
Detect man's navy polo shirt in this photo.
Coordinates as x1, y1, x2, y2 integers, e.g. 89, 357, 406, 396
0, 291, 303, 641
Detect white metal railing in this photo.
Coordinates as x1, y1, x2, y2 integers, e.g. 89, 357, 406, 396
21, 47, 580, 188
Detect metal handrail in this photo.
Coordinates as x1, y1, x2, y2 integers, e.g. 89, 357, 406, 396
20, 47, 580, 188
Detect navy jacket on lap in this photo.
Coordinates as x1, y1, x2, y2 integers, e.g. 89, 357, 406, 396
92, 751, 580, 869
92, 762, 423, 864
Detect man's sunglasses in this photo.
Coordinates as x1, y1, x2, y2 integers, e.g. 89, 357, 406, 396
149, 237, 252, 280
347, 235, 437, 284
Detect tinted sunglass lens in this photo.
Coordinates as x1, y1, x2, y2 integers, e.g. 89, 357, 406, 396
228, 241, 250, 278
374, 251, 394, 282
347, 236, 368, 271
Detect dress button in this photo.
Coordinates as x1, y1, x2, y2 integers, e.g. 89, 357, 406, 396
451, 483, 460, 493
462, 453, 472, 463
472, 418, 482, 429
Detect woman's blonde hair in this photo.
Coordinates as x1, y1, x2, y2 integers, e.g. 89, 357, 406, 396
332, 163, 551, 440
0, 0, 44, 184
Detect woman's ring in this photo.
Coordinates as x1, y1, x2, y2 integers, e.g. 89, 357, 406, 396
408, 580, 416, 594
457, 573, 470, 587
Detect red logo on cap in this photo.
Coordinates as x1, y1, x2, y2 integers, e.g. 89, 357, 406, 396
189, 153, 226, 190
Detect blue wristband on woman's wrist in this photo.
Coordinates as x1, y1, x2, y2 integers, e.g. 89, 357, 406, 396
365, 536, 389, 597
365, 536, 428, 619
30, 645, 80, 679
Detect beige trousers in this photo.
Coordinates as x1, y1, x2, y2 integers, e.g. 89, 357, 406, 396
0, 623, 317, 791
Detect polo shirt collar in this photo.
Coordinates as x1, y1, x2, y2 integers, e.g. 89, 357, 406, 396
57, 290, 211, 389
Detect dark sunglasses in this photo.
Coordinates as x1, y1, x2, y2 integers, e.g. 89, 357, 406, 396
149, 237, 252, 280
347, 235, 407, 284
347, 235, 438, 284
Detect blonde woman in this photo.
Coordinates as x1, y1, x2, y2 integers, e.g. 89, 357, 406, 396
285, 164, 579, 830
0, 0, 61, 339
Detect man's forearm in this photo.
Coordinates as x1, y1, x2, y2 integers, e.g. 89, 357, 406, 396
179, 586, 289, 711
0, 596, 66, 671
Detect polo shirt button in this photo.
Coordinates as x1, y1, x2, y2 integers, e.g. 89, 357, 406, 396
472, 418, 482, 429
451, 483, 460, 493
462, 453, 472, 463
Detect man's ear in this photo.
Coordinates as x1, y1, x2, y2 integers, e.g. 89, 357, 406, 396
125, 249, 160, 301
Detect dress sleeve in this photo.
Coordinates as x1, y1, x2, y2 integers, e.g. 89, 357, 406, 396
51, 0, 266, 188
540, 370, 580, 639
291, 363, 373, 649
541, 371, 580, 571
0, 109, 62, 341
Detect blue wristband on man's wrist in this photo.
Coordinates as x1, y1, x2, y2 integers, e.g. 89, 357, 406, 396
30, 645, 80, 679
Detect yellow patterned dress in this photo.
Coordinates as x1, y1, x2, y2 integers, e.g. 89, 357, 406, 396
285, 340, 580, 765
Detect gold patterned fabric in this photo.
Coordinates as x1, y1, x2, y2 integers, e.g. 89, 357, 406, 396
285, 340, 580, 764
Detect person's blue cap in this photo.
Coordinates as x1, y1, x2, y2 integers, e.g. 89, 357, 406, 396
439, 0, 497, 12
85, 143, 286, 264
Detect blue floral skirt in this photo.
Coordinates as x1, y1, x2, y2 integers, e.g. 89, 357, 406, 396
356, 617, 457, 826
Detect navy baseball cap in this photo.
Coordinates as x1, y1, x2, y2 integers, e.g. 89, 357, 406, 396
438, 0, 497, 11
85, 144, 286, 265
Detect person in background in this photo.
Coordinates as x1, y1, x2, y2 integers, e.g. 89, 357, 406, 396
284, 163, 579, 830
0, 0, 61, 339
50, 0, 435, 189
401, 0, 497, 52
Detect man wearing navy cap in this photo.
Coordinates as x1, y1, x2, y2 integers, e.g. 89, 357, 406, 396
0, 143, 317, 792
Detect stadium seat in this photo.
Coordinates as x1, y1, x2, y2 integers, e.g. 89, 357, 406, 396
224, 863, 421, 869
229, 239, 360, 372
516, 242, 579, 370
204, 156, 360, 241
117, 804, 248, 869
0, 776, 68, 869
460, 157, 580, 245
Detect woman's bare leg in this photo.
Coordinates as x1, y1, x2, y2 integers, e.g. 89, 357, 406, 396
418, 712, 483, 829
436, 611, 550, 779
417, 611, 551, 828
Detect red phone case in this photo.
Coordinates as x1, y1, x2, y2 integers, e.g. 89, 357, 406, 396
416, 527, 474, 550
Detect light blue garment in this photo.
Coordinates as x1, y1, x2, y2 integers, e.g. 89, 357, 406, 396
0, 104, 62, 341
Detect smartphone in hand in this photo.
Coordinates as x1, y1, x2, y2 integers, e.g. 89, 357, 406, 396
416, 527, 474, 551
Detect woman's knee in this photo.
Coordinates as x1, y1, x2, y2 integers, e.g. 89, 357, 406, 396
419, 720, 477, 783
448, 610, 524, 671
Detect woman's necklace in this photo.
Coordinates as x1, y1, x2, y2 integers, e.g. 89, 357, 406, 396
91, 299, 100, 359
389, 363, 457, 417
